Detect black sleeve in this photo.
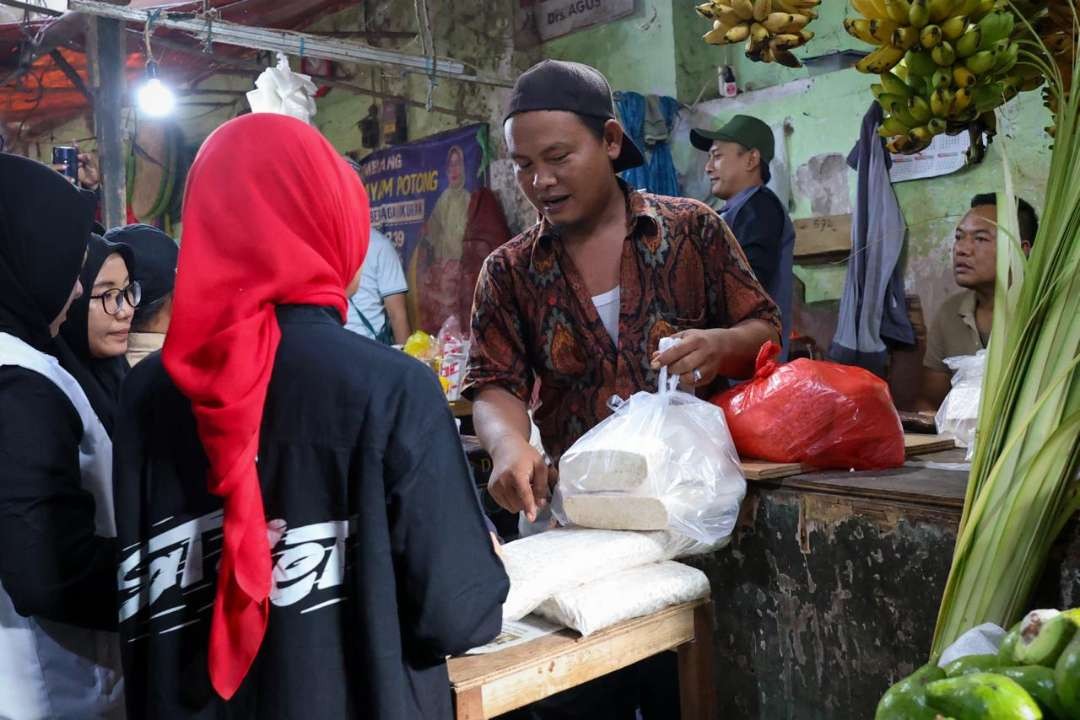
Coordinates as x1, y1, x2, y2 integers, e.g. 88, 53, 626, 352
0, 367, 118, 629
384, 369, 509, 659
728, 194, 785, 292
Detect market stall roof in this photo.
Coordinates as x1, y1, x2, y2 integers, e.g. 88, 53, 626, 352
0, 0, 354, 136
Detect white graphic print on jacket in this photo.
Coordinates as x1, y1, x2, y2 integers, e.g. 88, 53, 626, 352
119, 511, 349, 637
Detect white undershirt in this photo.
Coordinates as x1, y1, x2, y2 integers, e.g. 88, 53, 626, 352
591, 286, 621, 345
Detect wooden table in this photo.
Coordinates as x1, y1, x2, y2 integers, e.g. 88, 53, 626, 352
447, 599, 716, 720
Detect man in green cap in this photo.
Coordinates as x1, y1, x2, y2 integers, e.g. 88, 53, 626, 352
691, 114, 795, 359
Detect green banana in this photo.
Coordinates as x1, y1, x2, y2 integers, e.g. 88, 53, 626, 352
880, 71, 914, 96
908, 94, 933, 121
927, 117, 947, 135
909, 124, 935, 143
965, 49, 996, 73
993, 41, 1019, 74
879, 115, 913, 136
930, 88, 954, 117
943, 654, 1003, 677
932, 40, 956, 66
1055, 633, 1080, 719
905, 49, 938, 76
1015, 611, 1077, 667
973, 82, 1006, 112
925, 673, 1043, 720
977, 9, 1015, 52
996, 666, 1067, 719
877, 92, 910, 112
932, 68, 953, 89
928, 0, 959, 22
871, 82, 887, 99
908, 0, 930, 27
955, 25, 982, 57
884, 0, 911, 23
890, 101, 922, 127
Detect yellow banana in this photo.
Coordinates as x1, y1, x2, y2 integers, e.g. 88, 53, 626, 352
750, 21, 770, 43
951, 86, 973, 112
725, 23, 752, 42
771, 30, 812, 49
909, 125, 935, 143
928, 0, 958, 23
931, 40, 955, 65
870, 19, 899, 42
732, 0, 755, 21
851, 0, 890, 20
845, 17, 880, 44
884, 0, 911, 23
763, 12, 793, 31
753, 0, 772, 22
892, 26, 920, 49
856, 44, 906, 73
927, 117, 947, 134
704, 24, 735, 44
920, 24, 943, 49
941, 15, 968, 40
771, 47, 803, 67
953, 65, 976, 87
930, 88, 954, 116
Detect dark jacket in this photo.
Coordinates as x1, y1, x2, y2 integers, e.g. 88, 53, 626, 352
113, 305, 508, 719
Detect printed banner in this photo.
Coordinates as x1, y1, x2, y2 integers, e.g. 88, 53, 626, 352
358, 124, 490, 334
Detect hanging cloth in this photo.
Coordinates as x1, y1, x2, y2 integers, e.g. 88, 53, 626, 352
615, 92, 682, 197
828, 102, 914, 375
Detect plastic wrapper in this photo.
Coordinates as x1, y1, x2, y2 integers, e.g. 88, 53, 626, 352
402, 330, 435, 362
552, 338, 746, 547
712, 341, 905, 470
436, 315, 470, 401
245, 52, 318, 124
935, 350, 986, 459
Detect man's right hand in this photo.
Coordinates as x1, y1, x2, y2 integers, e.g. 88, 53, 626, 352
487, 436, 554, 523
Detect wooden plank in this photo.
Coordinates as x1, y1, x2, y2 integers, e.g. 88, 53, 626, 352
678, 602, 718, 720
453, 686, 485, 720
793, 214, 852, 260
86, 14, 126, 228
448, 600, 705, 718
739, 434, 956, 481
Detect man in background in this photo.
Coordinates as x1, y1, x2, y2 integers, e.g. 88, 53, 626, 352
691, 114, 795, 358
345, 228, 411, 345
918, 193, 1038, 410
104, 224, 178, 366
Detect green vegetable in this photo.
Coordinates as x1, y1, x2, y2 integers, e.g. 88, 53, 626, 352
1015, 612, 1077, 667
997, 666, 1066, 719
1054, 633, 1080, 718
926, 673, 1042, 719
876, 664, 947, 720
944, 654, 1004, 677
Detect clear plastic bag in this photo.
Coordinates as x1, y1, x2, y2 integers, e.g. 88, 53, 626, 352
935, 350, 986, 459
552, 339, 746, 547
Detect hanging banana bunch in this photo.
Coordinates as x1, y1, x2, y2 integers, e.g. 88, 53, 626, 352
696, 0, 821, 67
845, 0, 1048, 154
1025, 0, 1077, 136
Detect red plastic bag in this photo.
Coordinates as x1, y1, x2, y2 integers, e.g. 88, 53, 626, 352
711, 342, 905, 470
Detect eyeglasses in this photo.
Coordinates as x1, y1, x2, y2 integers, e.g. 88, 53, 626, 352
90, 281, 142, 316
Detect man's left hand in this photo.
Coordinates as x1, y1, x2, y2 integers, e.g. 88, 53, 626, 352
650, 328, 725, 388
77, 152, 101, 191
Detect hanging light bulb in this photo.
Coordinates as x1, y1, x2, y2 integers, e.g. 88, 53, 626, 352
136, 60, 175, 118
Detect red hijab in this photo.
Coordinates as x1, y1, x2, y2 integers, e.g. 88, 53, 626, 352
163, 113, 370, 699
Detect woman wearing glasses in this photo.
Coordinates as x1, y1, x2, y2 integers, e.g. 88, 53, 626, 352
57, 234, 140, 435
0, 153, 124, 718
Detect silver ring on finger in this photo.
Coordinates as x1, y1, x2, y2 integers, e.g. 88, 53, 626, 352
692, 368, 703, 384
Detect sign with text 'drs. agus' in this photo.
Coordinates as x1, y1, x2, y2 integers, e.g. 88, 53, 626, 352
534, 0, 635, 41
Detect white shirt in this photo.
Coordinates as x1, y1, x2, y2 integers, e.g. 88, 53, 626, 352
345, 230, 408, 340
592, 286, 621, 345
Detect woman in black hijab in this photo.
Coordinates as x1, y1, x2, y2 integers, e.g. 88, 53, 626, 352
0, 153, 124, 718
57, 234, 140, 434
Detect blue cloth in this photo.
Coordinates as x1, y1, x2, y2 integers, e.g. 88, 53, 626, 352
615, 92, 681, 197
723, 185, 795, 360
828, 103, 914, 374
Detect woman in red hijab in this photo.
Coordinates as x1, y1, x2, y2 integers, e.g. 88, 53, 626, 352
112, 113, 507, 720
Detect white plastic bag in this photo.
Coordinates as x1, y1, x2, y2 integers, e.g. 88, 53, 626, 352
936, 622, 1006, 667
552, 339, 746, 546
534, 561, 710, 636
246, 52, 318, 124
935, 350, 986, 459
500, 528, 683, 622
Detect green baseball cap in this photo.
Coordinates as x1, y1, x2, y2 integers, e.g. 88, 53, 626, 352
690, 114, 774, 162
